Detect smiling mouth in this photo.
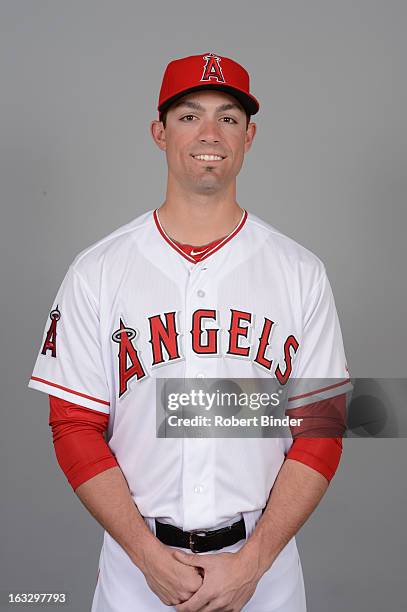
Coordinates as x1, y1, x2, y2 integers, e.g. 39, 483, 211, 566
191, 154, 226, 162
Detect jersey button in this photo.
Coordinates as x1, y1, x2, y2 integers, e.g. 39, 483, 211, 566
193, 485, 204, 494
197, 289, 205, 298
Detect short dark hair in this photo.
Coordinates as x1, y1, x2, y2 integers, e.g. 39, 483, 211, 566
159, 106, 251, 129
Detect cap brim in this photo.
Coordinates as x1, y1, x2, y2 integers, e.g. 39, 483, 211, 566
158, 83, 259, 118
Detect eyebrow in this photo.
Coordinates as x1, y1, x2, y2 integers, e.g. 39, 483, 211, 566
172, 100, 244, 114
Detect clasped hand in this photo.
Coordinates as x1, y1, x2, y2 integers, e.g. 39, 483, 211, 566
141, 539, 262, 611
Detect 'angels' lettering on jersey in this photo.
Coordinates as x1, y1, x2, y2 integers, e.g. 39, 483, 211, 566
111, 307, 299, 398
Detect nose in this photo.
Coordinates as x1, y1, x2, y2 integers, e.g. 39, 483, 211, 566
198, 118, 221, 144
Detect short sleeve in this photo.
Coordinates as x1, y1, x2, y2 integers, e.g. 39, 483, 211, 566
27, 265, 110, 414
287, 265, 353, 410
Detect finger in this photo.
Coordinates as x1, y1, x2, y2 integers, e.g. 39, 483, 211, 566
175, 582, 212, 612
173, 550, 211, 568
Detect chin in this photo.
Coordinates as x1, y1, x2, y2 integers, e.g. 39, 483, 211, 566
196, 176, 223, 189
194, 185, 219, 195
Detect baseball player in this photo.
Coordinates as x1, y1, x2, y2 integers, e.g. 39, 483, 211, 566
28, 53, 352, 611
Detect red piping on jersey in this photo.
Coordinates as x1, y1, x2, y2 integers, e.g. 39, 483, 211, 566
153, 209, 248, 264
288, 378, 351, 402
30, 376, 110, 406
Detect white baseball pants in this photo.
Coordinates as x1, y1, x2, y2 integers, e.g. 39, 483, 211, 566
91, 510, 307, 611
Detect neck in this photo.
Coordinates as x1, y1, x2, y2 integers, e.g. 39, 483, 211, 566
157, 178, 243, 245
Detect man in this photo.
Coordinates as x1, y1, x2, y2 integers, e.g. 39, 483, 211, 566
28, 53, 352, 611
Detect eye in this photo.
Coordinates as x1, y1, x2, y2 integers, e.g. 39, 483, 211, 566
180, 115, 198, 121
221, 117, 238, 124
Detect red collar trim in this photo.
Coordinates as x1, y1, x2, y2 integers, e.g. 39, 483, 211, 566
153, 209, 248, 264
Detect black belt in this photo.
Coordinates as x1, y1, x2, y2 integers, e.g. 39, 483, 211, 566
155, 517, 246, 553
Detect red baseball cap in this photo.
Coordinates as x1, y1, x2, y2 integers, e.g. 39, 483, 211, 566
157, 52, 260, 119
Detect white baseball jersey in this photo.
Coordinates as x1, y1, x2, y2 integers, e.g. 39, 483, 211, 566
28, 208, 351, 611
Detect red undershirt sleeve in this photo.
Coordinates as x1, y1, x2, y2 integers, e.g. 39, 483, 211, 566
48, 394, 119, 491
285, 394, 346, 483
286, 436, 343, 483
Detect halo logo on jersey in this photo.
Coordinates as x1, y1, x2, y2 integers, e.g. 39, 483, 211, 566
41, 306, 61, 357
112, 319, 146, 397
201, 53, 225, 83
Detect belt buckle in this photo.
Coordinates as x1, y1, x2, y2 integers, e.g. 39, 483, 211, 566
189, 530, 207, 553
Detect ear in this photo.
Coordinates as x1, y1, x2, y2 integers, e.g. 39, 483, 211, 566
244, 122, 257, 153
150, 119, 167, 152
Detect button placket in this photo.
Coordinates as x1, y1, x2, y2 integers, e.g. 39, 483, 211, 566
181, 263, 216, 530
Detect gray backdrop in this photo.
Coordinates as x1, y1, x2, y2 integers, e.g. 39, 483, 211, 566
1, 1, 406, 610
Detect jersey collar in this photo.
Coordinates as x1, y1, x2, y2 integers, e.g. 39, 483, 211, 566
153, 208, 248, 264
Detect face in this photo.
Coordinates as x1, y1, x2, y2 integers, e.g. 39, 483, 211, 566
151, 90, 256, 196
